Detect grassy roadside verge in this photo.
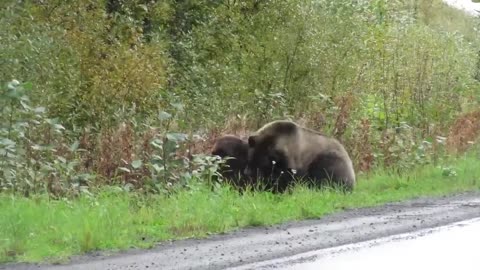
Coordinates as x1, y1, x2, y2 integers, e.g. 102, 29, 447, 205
1, 156, 480, 264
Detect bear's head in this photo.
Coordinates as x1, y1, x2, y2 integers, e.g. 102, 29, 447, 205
244, 121, 296, 179
211, 135, 248, 179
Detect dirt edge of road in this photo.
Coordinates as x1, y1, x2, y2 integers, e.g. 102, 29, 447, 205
3, 191, 480, 270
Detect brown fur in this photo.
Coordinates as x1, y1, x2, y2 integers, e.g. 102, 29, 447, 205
245, 120, 356, 191
211, 135, 250, 188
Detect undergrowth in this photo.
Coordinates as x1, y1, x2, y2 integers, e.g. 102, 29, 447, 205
0, 155, 479, 263
1, 0, 480, 196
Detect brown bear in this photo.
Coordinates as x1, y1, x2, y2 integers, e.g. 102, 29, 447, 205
244, 120, 356, 191
211, 135, 251, 189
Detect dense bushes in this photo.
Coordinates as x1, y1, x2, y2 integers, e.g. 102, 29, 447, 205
1, 1, 170, 128
1, 0, 480, 195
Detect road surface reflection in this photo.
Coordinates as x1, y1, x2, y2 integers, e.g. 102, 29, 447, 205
240, 218, 480, 270
443, 0, 480, 15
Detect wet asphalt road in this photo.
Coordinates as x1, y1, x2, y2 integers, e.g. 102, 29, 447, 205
233, 217, 480, 270
3, 191, 480, 270
443, 0, 480, 16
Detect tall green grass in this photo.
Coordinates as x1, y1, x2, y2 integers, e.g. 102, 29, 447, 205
1, 156, 479, 264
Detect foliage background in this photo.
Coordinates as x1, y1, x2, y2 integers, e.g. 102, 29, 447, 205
1, 0, 480, 194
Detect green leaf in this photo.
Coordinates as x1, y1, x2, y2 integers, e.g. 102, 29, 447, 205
0, 138, 16, 147
171, 102, 184, 111
6, 89, 21, 99
53, 124, 65, 131
159, 111, 172, 121
152, 164, 164, 172
68, 161, 79, 170
22, 82, 33, 91
40, 164, 55, 172
70, 141, 80, 152
34, 107, 46, 114
151, 139, 163, 149
131, 160, 143, 169
20, 100, 31, 110
139, 4, 148, 12
123, 183, 134, 192
166, 133, 188, 142
31, 144, 43, 151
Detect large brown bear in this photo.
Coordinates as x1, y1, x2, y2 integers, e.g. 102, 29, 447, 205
211, 135, 251, 189
244, 120, 356, 191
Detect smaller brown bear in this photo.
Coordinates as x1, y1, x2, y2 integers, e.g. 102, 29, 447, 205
211, 135, 251, 189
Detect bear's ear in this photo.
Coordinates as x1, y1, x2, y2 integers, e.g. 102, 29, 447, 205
248, 135, 257, 147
